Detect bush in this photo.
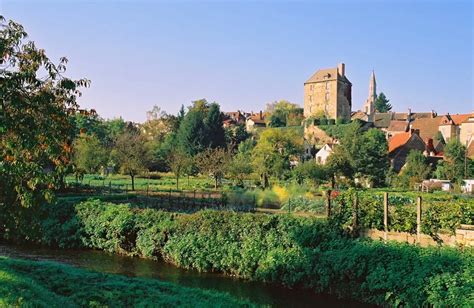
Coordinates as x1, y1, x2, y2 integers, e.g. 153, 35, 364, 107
327, 119, 336, 125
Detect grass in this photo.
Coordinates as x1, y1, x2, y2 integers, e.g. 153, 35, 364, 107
66, 173, 217, 191
0, 256, 255, 307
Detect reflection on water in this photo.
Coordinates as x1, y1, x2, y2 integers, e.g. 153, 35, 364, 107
0, 244, 372, 307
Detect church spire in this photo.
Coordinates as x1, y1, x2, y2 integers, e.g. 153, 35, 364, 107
369, 70, 376, 99
364, 70, 377, 121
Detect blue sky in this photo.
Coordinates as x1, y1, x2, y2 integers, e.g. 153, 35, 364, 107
2, 0, 473, 122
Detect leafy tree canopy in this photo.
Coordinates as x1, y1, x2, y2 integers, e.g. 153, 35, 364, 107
0, 16, 89, 207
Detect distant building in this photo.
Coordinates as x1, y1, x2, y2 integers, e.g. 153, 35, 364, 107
315, 143, 334, 164
363, 71, 377, 122
304, 63, 352, 121
388, 130, 426, 172
462, 179, 474, 194
245, 111, 266, 132
459, 113, 474, 148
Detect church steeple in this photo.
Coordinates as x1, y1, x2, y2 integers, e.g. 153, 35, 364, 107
364, 70, 377, 120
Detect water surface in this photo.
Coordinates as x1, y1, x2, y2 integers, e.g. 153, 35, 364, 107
0, 243, 372, 307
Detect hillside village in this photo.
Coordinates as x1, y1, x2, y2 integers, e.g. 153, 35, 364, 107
221, 63, 473, 190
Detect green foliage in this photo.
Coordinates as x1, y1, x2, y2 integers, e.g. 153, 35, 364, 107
327, 124, 389, 187
292, 161, 329, 185
0, 256, 253, 307
265, 100, 302, 128
252, 128, 303, 187
1, 199, 472, 306
112, 130, 150, 190
73, 134, 108, 174
374, 92, 392, 112
195, 148, 231, 189
332, 190, 474, 234
176, 100, 226, 155
397, 150, 431, 189
436, 139, 467, 182
0, 16, 89, 207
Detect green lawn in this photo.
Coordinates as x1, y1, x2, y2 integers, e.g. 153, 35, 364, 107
66, 173, 226, 192
0, 256, 254, 307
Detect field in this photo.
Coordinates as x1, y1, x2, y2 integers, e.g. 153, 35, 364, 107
0, 256, 254, 307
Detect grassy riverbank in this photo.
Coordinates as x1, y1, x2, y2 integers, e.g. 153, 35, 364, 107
0, 256, 254, 307
0, 199, 473, 306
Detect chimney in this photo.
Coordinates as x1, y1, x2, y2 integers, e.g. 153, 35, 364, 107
259, 110, 263, 120
337, 63, 345, 77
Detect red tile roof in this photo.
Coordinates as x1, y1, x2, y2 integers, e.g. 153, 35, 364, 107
449, 114, 471, 125
388, 132, 412, 153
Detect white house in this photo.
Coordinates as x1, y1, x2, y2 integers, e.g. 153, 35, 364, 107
315, 143, 334, 164
462, 179, 474, 194
421, 179, 453, 192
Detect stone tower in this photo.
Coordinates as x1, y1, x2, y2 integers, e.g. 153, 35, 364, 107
304, 63, 352, 121
363, 70, 377, 121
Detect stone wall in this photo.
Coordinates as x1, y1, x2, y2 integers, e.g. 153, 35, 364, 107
361, 224, 474, 247
304, 79, 338, 119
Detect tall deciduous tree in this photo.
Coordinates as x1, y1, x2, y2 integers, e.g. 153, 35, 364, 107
168, 150, 193, 190
374, 92, 392, 113
73, 135, 108, 174
0, 16, 89, 207
112, 131, 149, 190
252, 128, 303, 188
327, 122, 389, 187
195, 148, 230, 189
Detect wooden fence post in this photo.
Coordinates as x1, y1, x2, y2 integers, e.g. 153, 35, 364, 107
326, 190, 332, 218
417, 196, 422, 243
352, 192, 359, 236
384, 192, 389, 241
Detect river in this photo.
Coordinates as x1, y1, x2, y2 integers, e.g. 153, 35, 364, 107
0, 243, 372, 307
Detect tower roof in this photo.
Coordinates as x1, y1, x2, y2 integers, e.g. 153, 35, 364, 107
304, 66, 351, 84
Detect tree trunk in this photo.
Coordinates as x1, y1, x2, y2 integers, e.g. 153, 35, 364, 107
131, 174, 135, 191
215, 176, 218, 190
176, 175, 179, 190
263, 173, 269, 189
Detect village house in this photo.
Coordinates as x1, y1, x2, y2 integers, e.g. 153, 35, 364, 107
245, 111, 266, 132
388, 130, 426, 172
315, 143, 334, 164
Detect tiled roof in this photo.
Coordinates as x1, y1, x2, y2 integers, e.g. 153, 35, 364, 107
410, 117, 442, 142
388, 132, 412, 153
374, 113, 392, 128
387, 120, 409, 132
449, 114, 471, 125
305, 67, 351, 84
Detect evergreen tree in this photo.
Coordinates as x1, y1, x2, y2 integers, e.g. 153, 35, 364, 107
204, 103, 226, 148
176, 109, 207, 155
374, 92, 392, 113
